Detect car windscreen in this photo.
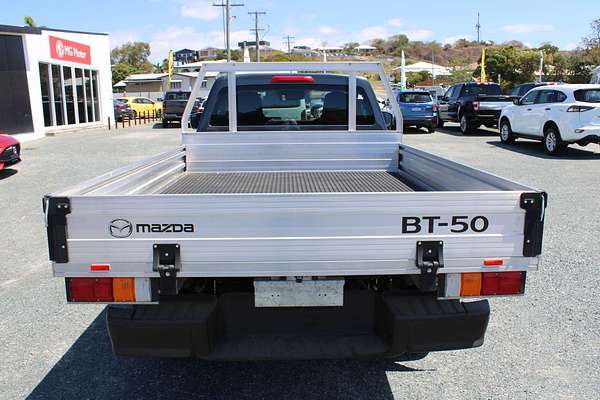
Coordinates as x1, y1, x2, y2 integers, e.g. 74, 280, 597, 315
398, 92, 432, 103
574, 89, 600, 103
165, 92, 191, 101
462, 84, 502, 96
206, 84, 376, 129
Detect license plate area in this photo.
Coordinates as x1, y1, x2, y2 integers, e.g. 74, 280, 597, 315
254, 278, 344, 307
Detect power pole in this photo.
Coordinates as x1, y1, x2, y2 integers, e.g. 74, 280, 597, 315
213, 0, 244, 61
283, 35, 295, 55
248, 10, 266, 62
475, 12, 481, 43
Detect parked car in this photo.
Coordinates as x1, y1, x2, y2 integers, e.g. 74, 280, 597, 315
509, 82, 561, 97
499, 84, 600, 155
0, 132, 21, 171
396, 90, 437, 133
438, 82, 516, 134
113, 99, 133, 121
119, 97, 163, 118
162, 91, 204, 127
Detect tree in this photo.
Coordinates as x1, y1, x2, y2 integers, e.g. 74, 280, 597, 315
23, 16, 37, 27
111, 63, 136, 85
581, 18, 600, 65
110, 42, 153, 70
342, 42, 359, 54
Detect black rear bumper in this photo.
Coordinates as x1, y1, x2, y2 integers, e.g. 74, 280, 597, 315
107, 291, 489, 360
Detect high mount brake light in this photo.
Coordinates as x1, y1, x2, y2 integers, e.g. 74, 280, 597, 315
271, 76, 315, 83
567, 105, 594, 112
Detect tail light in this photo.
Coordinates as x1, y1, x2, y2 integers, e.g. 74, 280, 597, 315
473, 101, 480, 112
432, 103, 439, 111
67, 277, 138, 302
567, 105, 594, 112
460, 272, 525, 297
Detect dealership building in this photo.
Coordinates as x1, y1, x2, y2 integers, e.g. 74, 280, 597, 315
0, 24, 113, 139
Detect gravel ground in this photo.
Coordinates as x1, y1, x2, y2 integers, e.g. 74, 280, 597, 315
0, 123, 598, 399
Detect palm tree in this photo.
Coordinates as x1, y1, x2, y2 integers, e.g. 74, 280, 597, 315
24, 16, 37, 28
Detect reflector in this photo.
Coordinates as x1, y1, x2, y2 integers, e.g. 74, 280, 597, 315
483, 258, 503, 266
68, 278, 113, 302
481, 272, 524, 295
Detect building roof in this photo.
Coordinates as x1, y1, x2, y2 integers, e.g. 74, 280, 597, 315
392, 61, 452, 75
314, 46, 343, 51
356, 45, 377, 50
113, 80, 127, 87
124, 73, 167, 82
0, 24, 108, 36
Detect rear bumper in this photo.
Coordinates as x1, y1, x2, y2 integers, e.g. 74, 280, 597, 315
403, 116, 437, 127
107, 291, 490, 360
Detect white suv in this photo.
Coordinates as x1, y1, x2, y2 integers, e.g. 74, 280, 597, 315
499, 85, 600, 155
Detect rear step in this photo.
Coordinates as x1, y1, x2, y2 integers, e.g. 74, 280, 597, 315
107, 291, 489, 359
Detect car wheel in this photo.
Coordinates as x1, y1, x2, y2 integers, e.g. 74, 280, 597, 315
132, 110, 137, 119
162, 119, 168, 127
499, 120, 515, 144
543, 126, 566, 155
426, 126, 435, 133
459, 114, 472, 135
436, 117, 444, 128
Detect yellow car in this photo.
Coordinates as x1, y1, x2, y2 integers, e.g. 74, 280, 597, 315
119, 97, 163, 118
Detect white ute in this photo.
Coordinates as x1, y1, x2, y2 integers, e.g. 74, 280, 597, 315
43, 62, 547, 360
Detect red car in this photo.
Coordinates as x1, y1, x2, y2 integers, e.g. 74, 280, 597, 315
0, 132, 21, 171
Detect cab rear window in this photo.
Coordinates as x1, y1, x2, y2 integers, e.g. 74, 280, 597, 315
398, 93, 432, 103
574, 89, 600, 103
165, 92, 191, 101
207, 84, 376, 129
461, 84, 502, 96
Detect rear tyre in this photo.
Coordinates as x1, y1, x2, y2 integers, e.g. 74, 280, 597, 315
499, 119, 515, 144
426, 126, 435, 133
543, 126, 566, 155
459, 114, 473, 135
436, 117, 444, 128
162, 118, 168, 127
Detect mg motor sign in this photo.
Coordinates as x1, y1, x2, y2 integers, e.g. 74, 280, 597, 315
49, 35, 91, 65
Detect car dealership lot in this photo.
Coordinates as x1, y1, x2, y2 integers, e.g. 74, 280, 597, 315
0, 124, 598, 399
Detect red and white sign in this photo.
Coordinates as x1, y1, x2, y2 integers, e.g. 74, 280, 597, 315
49, 35, 91, 65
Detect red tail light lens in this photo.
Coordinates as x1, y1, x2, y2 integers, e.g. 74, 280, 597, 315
67, 278, 113, 302
271, 75, 314, 83
473, 101, 480, 112
432, 103, 439, 111
481, 272, 525, 295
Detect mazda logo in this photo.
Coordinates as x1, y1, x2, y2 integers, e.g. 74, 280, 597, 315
109, 219, 133, 238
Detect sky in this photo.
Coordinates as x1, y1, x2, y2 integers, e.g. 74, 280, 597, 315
1, 0, 596, 62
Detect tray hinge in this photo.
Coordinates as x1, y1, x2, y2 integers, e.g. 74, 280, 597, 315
520, 192, 547, 257
43, 196, 71, 263
416, 240, 444, 291
153, 244, 181, 296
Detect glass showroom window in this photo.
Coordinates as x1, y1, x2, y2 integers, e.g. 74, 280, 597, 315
39, 63, 52, 126
84, 70, 94, 121
51, 64, 64, 125
75, 68, 86, 122
63, 66, 76, 124
91, 71, 100, 121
